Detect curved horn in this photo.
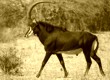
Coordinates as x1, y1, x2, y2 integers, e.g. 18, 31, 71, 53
27, 1, 55, 26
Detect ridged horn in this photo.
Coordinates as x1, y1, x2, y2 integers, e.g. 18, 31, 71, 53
27, 1, 55, 26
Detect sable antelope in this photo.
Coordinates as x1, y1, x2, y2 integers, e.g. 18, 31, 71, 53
25, 1, 105, 78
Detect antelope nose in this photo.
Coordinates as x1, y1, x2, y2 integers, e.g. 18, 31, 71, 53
24, 35, 28, 38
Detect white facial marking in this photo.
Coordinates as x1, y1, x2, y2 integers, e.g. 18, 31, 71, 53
28, 27, 33, 36
25, 27, 33, 37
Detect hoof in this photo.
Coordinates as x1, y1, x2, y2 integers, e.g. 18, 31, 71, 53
100, 70, 105, 76
102, 73, 105, 76
76, 54, 78, 56
36, 74, 40, 78
64, 72, 68, 78
84, 72, 87, 76
101, 72, 105, 76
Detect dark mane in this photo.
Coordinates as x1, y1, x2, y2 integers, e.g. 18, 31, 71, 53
38, 21, 67, 33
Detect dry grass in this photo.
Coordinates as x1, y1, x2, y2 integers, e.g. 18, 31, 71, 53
0, 32, 110, 80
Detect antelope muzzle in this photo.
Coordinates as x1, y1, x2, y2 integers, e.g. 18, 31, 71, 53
25, 27, 33, 38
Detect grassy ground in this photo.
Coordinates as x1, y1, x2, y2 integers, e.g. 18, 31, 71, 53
0, 32, 110, 80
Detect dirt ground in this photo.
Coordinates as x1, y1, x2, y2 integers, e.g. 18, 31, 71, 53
0, 32, 110, 80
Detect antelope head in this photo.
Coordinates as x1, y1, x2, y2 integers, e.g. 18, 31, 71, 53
25, 1, 54, 37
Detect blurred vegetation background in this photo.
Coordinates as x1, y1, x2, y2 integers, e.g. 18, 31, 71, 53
0, 0, 110, 42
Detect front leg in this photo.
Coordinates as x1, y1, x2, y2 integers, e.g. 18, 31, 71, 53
37, 35, 56, 78
56, 54, 68, 78
36, 52, 52, 78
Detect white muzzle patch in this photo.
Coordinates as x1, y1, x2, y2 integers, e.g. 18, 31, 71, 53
25, 27, 33, 37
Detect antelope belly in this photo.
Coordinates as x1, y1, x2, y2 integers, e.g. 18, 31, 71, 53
57, 48, 82, 55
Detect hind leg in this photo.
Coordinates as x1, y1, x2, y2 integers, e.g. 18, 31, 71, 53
84, 54, 92, 76
83, 48, 92, 76
91, 54, 105, 76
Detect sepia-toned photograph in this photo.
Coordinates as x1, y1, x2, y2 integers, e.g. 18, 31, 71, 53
0, 0, 110, 80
